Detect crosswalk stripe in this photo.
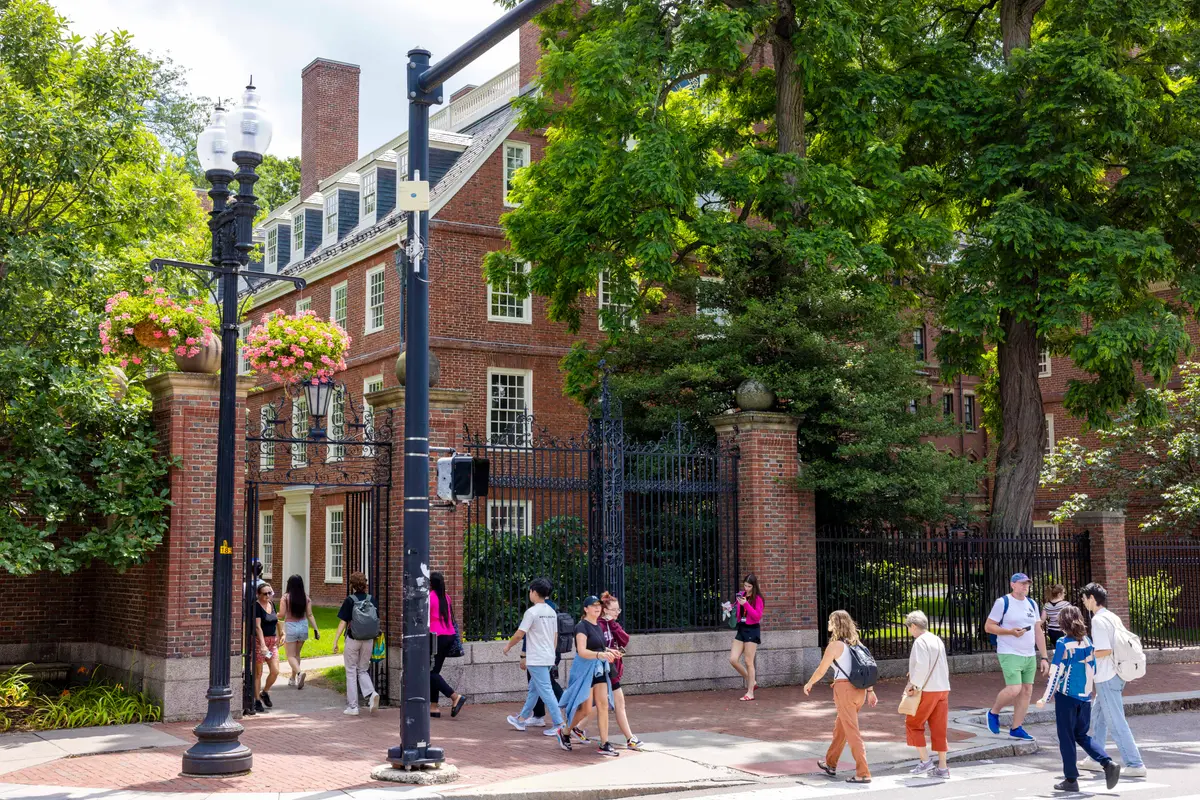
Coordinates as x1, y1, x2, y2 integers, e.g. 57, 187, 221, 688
686, 764, 1047, 800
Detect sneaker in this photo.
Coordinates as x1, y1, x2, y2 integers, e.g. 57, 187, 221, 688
506, 715, 527, 732
344, 706, 359, 716
572, 726, 589, 743
1078, 758, 1103, 773
254, 699, 266, 713
297, 671, 306, 690
1103, 759, 1121, 790
260, 691, 273, 708
910, 758, 935, 775
627, 736, 644, 752
987, 711, 1000, 734
527, 716, 547, 727
1054, 779, 1079, 792
557, 726, 572, 751
244, 705, 257, 716
934, 767, 950, 779
543, 727, 561, 736
1009, 726, 1035, 741
287, 676, 296, 687
369, 691, 380, 712
1123, 765, 1147, 778
597, 742, 620, 757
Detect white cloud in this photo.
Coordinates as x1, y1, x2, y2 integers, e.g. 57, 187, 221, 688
54, 0, 519, 158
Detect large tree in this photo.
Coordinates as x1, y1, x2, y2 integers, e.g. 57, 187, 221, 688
924, 0, 1200, 532
0, 0, 208, 574
487, 0, 981, 526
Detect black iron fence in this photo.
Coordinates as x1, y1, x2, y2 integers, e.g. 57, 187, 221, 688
462, 386, 739, 640
816, 526, 1092, 660
1127, 534, 1200, 649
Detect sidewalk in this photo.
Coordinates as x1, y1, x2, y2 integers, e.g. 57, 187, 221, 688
0, 661, 1195, 799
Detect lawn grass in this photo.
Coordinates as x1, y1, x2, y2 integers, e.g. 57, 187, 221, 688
305, 666, 346, 694
299, 606, 341, 659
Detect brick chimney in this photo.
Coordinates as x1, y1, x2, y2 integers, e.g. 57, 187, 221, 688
300, 58, 360, 199
519, 21, 542, 90
450, 84, 477, 103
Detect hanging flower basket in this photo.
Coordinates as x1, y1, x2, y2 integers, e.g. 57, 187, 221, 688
100, 275, 218, 371
244, 309, 350, 386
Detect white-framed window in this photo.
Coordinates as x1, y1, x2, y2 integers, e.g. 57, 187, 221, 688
259, 404, 277, 471
487, 499, 532, 536
331, 281, 348, 330
366, 266, 385, 333
266, 226, 278, 271
292, 212, 305, 259
914, 327, 926, 361
1038, 347, 1052, 378
488, 262, 532, 323
361, 169, 377, 217
1044, 413, 1055, 456
697, 276, 728, 327
503, 140, 531, 207
325, 505, 344, 583
296, 296, 312, 316
1033, 521, 1060, 536
963, 394, 977, 432
238, 321, 252, 374
363, 375, 383, 458
487, 368, 532, 446
598, 270, 633, 331
324, 192, 338, 236
327, 386, 346, 463
259, 511, 274, 577
292, 393, 309, 467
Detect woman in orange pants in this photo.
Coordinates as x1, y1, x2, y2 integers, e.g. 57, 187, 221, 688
803, 610, 877, 783
903, 610, 951, 778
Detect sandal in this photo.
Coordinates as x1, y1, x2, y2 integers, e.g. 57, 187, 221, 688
817, 760, 837, 777
739, 694, 755, 701
430, 710, 442, 718
846, 776, 872, 784
452, 695, 468, 718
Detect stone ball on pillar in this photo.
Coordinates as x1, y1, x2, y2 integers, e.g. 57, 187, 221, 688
395, 349, 441, 387
735, 379, 775, 411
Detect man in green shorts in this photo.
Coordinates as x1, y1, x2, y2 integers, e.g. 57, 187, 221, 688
984, 573, 1049, 741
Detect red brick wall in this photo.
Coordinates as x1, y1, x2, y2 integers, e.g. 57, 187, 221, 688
301, 58, 360, 200
0, 569, 86, 651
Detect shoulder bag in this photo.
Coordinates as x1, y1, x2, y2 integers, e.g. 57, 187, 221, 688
446, 601, 465, 658
898, 641, 941, 716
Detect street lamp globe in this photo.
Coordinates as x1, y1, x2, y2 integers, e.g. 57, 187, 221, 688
226, 82, 273, 157
196, 105, 236, 174
303, 379, 337, 438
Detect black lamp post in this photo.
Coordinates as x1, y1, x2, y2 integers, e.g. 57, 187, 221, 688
152, 86, 306, 777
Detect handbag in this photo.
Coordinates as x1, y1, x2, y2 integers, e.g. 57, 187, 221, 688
446, 604, 465, 658
898, 643, 941, 716
723, 601, 739, 630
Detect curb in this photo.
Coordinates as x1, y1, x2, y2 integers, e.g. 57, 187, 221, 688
961, 694, 1200, 729
439, 779, 757, 800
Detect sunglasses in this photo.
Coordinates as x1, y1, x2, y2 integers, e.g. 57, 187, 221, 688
260, 590, 274, 596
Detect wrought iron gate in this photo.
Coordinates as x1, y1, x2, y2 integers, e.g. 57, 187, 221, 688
242, 387, 392, 713
462, 380, 739, 639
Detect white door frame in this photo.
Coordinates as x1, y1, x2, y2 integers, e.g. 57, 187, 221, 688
275, 486, 314, 588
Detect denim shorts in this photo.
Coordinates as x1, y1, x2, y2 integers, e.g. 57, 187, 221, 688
285, 620, 309, 643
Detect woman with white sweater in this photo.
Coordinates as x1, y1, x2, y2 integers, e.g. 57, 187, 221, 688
903, 610, 951, 778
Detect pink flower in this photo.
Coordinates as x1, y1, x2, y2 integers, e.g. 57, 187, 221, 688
269, 360, 278, 368
143, 275, 154, 283
124, 327, 134, 335
102, 345, 112, 354
167, 329, 178, 338
186, 337, 197, 345
120, 359, 129, 368
299, 336, 309, 343
303, 361, 313, 370
131, 356, 142, 365
189, 348, 200, 357
176, 346, 188, 356
153, 330, 163, 339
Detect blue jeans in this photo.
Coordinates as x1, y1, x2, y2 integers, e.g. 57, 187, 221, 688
519, 665, 564, 727
1090, 676, 1144, 768
1056, 694, 1110, 781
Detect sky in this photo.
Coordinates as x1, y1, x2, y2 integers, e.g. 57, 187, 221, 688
53, 0, 520, 158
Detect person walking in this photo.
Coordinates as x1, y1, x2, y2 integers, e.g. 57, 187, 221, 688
1079, 583, 1147, 777
984, 572, 1049, 740
332, 571, 381, 716
522, 587, 565, 733
280, 574, 319, 690
600, 592, 644, 751
429, 571, 467, 719
252, 582, 280, 714
502, 578, 573, 751
803, 609, 877, 783
1042, 584, 1070, 648
561, 595, 621, 757
1035, 605, 1122, 792
902, 610, 951, 779
728, 574, 764, 701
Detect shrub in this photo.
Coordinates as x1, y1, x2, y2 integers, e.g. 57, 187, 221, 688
819, 558, 918, 631
1128, 571, 1182, 637
0, 666, 160, 732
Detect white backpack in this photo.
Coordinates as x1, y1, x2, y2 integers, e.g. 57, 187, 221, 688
1105, 613, 1146, 682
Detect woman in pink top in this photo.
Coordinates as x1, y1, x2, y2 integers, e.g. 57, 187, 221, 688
429, 572, 467, 718
729, 573, 765, 701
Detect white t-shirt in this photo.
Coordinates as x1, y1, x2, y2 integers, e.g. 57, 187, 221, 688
988, 594, 1040, 656
519, 602, 559, 667
1090, 607, 1120, 683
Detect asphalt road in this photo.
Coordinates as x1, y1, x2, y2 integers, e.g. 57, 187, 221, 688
634, 710, 1200, 800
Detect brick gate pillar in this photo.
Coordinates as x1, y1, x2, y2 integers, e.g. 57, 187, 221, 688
146, 372, 253, 720
711, 411, 819, 684
1075, 509, 1129, 620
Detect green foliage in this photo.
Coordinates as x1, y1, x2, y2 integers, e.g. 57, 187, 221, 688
0, 665, 161, 732
1042, 363, 1200, 533
0, 0, 207, 574
820, 558, 918, 632
1128, 572, 1183, 637
256, 155, 302, 219
100, 274, 218, 369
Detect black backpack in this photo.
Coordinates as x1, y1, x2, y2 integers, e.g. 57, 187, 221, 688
555, 610, 576, 655
833, 641, 879, 690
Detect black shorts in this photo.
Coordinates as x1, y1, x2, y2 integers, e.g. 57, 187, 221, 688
611, 679, 621, 691
591, 674, 608, 686
1047, 629, 1064, 647
735, 623, 761, 644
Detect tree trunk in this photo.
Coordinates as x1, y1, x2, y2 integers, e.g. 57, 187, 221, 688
1000, 0, 1044, 61
991, 310, 1044, 535
773, 1, 804, 158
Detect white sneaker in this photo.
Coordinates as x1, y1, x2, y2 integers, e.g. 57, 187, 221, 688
1078, 758, 1104, 773
527, 716, 547, 727
1124, 766, 1147, 778
543, 726, 561, 736
344, 707, 360, 716
297, 671, 306, 690
287, 676, 296, 687
369, 691, 381, 712
506, 715, 527, 732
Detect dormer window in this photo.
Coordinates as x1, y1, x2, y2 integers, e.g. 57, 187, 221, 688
361, 170, 377, 216
503, 140, 531, 207
292, 213, 305, 258
325, 193, 338, 236
266, 227, 278, 271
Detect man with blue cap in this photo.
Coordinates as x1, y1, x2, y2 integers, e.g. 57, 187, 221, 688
984, 572, 1050, 740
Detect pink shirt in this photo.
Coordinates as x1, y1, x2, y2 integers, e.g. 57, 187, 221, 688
738, 594, 764, 626
429, 591, 456, 636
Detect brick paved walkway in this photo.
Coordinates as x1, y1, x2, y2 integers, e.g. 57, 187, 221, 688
3, 661, 1196, 794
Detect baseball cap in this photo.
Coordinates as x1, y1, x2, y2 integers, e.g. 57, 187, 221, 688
583, 595, 601, 607
1010, 572, 1031, 583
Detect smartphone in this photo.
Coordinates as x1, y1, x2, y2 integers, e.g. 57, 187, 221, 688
1022, 626, 1032, 632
